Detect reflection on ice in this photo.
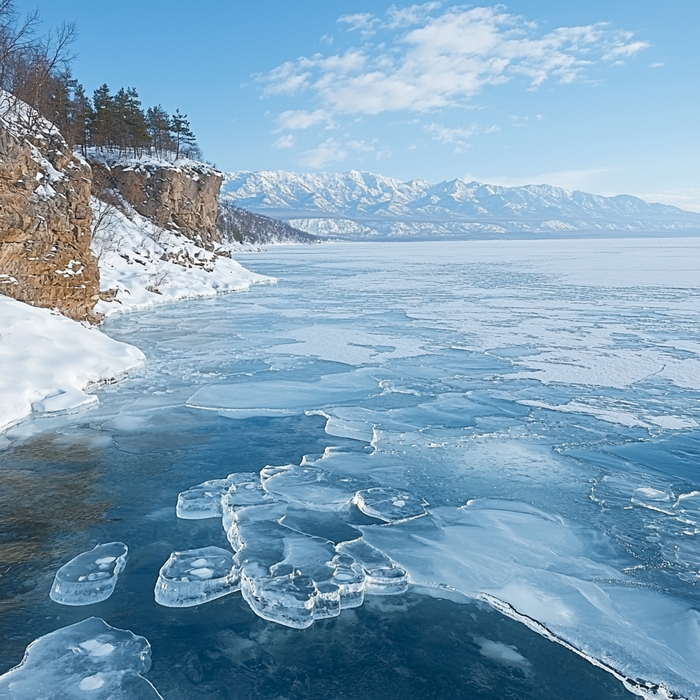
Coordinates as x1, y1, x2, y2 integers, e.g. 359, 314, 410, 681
50, 542, 128, 606
0, 617, 162, 699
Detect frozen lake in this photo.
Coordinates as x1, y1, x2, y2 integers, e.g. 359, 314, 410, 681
1, 239, 700, 699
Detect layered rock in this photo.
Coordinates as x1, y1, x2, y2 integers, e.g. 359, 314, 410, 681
0, 94, 99, 322
89, 152, 223, 247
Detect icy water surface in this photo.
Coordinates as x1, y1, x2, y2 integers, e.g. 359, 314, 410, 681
1, 239, 700, 699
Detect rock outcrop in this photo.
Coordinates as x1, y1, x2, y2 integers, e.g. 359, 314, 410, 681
89, 152, 223, 247
0, 95, 99, 322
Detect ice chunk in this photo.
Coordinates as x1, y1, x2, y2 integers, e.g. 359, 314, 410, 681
50, 542, 128, 606
331, 552, 365, 609
0, 617, 162, 699
241, 572, 319, 629
176, 478, 232, 519
31, 387, 98, 417
154, 546, 239, 607
232, 509, 355, 627
186, 370, 380, 418
222, 473, 278, 533
261, 464, 365, 511
225, 502, 288, 551
353, 487, 427, 522
337, 539, 409, 595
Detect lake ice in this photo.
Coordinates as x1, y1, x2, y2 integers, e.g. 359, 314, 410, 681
1, 238, 699, 699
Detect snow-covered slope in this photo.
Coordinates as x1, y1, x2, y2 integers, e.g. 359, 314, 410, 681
222, 170, 700, 238
92, 199, 275, 317
0, 295, 145, 433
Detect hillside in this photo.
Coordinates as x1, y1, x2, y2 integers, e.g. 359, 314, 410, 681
221, 170, 700, 238
217, 201, 321, 245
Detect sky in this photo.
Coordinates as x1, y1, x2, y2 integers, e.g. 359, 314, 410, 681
12, 0, 700, 210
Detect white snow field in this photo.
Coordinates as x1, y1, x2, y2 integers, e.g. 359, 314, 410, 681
0, 295, 145, 432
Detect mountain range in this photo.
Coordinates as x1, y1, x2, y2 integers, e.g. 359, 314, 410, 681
221, 170, 700, 239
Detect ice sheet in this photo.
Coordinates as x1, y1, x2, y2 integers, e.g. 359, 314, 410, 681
186, 370, 380, 417
41, 238, 700, 698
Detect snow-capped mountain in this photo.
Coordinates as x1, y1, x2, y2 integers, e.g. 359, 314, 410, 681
221, 170, 700, 238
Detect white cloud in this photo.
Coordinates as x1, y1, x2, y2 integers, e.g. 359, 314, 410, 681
261, 6, 649, 117
299, 138, 392, 168
276, 109, 331, 130
272, 134, 296, 149
299, 138, 349, 168
424, 122, 498, 150
386, 2, 443, 28
337, 12, 380, 37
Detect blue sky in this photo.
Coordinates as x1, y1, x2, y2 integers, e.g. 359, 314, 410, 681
13, 1, 700, 209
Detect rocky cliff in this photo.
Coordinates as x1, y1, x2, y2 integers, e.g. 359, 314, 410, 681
0, 95, 99, 322
88, 152, 223, 247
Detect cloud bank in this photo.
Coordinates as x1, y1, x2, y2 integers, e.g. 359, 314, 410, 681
262, 4, 648, 119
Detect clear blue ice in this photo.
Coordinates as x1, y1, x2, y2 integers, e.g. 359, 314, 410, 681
1, 239, 700, 699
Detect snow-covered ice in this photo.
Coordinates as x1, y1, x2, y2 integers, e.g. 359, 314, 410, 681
50, 542, 128, 606
0, 617, 162, 699
154, 546, 239, 607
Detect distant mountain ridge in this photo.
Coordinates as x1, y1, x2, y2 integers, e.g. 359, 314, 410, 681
221, 170, 700, 238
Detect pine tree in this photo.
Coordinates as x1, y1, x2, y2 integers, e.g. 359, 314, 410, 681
90, 83, 114, 149
69, 82, 93, 152
170, 108, 196, 160
146, 104, 173, 158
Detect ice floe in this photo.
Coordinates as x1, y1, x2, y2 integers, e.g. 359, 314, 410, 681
50, 542, 128, 606
261, 464, 366, 511
0, 617, 162, 699
176, 477, 234, 520
155, 546, 239, 607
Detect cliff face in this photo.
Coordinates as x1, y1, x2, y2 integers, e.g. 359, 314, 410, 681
0, 97, 99, 322
89, 154, 223, 247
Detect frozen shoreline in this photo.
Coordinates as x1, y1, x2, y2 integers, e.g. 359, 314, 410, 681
0, 203, 275, 433
0, 296, 145, 433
